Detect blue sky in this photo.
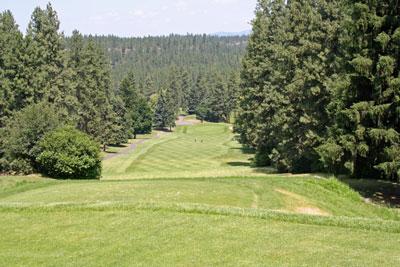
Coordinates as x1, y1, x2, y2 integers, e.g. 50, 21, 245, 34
2, 0, 257, 37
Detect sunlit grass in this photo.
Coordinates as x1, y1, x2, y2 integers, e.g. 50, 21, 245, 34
1, 122, 399, 266
102, 123, 267, 179
100, 132, 158, 158
0, 204, 399, 266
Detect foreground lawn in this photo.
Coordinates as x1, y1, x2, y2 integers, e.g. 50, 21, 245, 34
0, 204, 399, 266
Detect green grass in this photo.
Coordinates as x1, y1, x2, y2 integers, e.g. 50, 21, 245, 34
0, 177, 398, 220
102, 123, 273, 179
1, 122, 399, 266
1, 207, 399, 266
183, 114, 197, 120
100, 132, 158, 158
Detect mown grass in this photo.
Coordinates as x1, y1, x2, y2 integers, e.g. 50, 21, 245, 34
183, 114, 197, 120
0, 205, 399, 266
100, 132, 158, 158
102, 123, 273, 179
1, 122, 399, 266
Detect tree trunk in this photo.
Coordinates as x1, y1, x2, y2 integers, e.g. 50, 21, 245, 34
134, 133, 137, 139
103, 143, 106, 152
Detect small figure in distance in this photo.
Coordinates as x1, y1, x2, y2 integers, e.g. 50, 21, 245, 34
194, 138, 197, 142
201, 139, 203, 143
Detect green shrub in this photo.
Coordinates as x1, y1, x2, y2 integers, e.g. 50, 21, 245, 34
37, 126, 101, 179
252, 149, 271, 167
0, 102, 62, 174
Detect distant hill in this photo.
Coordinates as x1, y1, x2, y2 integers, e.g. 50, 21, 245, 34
73, 34, 249, 93
212, 30, 252, 37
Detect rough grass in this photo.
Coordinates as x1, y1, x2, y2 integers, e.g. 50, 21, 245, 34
1, 123, 399, 266
0, 177, 398, 221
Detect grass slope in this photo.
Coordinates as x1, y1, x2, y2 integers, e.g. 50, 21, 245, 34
102, 123, 273, 179
1, 123, 399, 266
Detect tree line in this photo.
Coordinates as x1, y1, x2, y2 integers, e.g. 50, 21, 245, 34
0, 4, 153, 175
80, 34, 245, 123
235, 0, 400, 181
0, 3, 242, 176
76, 34, 247, 94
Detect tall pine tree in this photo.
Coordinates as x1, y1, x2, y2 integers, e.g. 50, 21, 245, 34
319, 0, 400, 180
0, 10, 25, 126
24, 3, 66, 105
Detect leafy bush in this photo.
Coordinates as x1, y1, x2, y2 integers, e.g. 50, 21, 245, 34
0, 102, 61, 174
37, 126, 101, 179
252, 148, 271, 167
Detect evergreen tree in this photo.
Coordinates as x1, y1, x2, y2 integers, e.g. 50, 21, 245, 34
318, 0, 400, 180
236, 0, 342, 172
206, 73, 229, 122
270, 0, 343, 172
131, 96, 153, 139
153, 89, 176, 130
226, 71, 240, 115
235, 0, 287, 165
166, 66, 182, 113
119, 72, 138, 109
0, 10, 25, 127
24, 3, 66, 105
143, 76, 156, 98
180, 70, 191, 112
106, 95, 129, 145
188, 74, 206, 114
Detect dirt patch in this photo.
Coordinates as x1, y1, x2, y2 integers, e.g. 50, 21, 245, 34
252, 193, 259, 209
175, 115, 200, 125
275, 189, 304, 201
275, 188, 331, 216
177, 119, 200, 125
295, 207, 331, 216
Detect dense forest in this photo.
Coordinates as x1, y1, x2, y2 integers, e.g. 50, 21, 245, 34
235, 0, 400, 181
0, 3, 242, 177
78, 34, 247, 93
79, 34, 245, 122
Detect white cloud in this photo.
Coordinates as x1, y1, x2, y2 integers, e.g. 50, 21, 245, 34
90, 11, 121, 24
175, 1, 187, 8
214, 0, 240, 4
132, 9, 144, 17
89, 15, 104, 24
130, 9, 159, 19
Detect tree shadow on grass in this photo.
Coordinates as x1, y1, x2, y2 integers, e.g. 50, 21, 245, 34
339, 177, 400, 208
230, 147, 255, 154
251, 166, 278, 174
103, 144, 129, 154
226, 161, 277, 175
226, 162, 251, 167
